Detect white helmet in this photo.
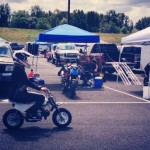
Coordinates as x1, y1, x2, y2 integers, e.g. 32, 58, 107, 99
13, 50, 33, 68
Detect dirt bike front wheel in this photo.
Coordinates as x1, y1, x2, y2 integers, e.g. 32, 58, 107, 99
3, 109, 24, 129
52, 108, 72, 128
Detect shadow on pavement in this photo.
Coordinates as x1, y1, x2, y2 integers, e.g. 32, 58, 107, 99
3, 126, 72, 142
45, 83, 62, 91
129, 90, 143, 97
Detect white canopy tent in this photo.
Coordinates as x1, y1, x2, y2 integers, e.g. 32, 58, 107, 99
121, 26, 150, 71
121, 27, 150, 99
121, 27, 150, 45
0, 38, 8, 43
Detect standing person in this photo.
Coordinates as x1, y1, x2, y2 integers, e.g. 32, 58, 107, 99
8, 50, 49, 119
54, 46, 61, 65
52, 45, 57, 64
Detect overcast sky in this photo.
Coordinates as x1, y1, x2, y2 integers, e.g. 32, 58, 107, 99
1, 0, 150, 24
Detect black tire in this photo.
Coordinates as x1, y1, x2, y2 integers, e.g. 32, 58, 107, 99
3, 109, 24, 129
62, 83, 69, 93
52, 108, 72, 128
70, 81, 77, 99
70, 87, 76, 99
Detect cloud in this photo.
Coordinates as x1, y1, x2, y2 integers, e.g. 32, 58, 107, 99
0, 0, 150, 23
127, 0, 150, 5
126, 6, 150, 23
3, 0, 27, 3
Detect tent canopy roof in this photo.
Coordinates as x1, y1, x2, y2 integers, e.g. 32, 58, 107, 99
121, 27, 150, 45
36, 24, 100, 43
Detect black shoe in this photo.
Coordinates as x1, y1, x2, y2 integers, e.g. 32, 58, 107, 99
42, 110, 50, 120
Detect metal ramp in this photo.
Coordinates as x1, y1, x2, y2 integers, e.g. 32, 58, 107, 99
111, 62, 141, 85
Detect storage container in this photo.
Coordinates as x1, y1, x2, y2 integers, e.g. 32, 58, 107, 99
94, 77, 103, 88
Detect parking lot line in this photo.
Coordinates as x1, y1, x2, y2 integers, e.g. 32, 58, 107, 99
104, 85, 149, 102
0, 101, 150, 104
1, 99, 150, 105
60, 101, 150, 104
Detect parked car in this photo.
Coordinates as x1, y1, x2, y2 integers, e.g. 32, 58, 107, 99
119, 45, 150, 72
0, 43, 14, 89
79, 43, 119, 73
9, 42, 24, 50
51, 43, 79, 65
118, 45, 142, 69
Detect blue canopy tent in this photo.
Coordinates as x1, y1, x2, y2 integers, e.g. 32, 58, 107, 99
34, 24, 100, 78
35, 24, 100, 43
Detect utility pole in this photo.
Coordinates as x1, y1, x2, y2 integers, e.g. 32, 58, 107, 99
68, 0, 70, 24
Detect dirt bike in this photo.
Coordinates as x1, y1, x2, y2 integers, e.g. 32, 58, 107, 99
3, 90, 72, 129
58, 64, 79, 99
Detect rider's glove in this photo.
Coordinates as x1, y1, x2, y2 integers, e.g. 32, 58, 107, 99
41, 87, 49, 92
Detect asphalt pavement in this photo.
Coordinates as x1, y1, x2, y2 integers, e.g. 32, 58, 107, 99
0, 57, 150, 150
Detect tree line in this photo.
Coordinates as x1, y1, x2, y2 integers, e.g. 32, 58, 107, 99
0, 3, 150, 33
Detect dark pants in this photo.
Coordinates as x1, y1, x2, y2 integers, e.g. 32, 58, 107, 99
13, 91, 45, 115
26, 92, 45, 115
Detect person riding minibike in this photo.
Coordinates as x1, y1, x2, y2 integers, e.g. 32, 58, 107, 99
8, 50, 49, 120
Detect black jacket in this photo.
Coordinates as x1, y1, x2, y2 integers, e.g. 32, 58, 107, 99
8, 63, 41, 101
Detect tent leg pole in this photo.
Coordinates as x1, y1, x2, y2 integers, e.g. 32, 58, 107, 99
35, 56, 38, 74
116, 46, 121, 87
